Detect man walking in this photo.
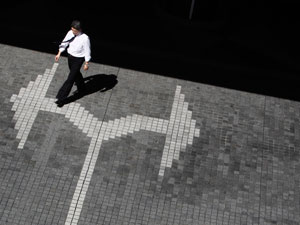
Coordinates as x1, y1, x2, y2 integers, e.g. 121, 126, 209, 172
55, 20, 91, 107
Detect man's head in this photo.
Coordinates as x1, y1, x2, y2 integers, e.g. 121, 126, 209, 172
71, 20, 82, 35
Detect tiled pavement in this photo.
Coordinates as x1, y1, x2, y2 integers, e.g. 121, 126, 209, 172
0, 43, 300, 225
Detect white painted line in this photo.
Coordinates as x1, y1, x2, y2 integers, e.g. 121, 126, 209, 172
10, 63, 200, 225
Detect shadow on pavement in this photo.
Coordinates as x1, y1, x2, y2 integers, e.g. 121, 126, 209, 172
62, 74, 118, 105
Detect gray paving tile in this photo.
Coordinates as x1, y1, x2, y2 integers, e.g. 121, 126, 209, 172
1, 43, 300, 225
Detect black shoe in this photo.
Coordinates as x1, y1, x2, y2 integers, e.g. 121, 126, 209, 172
55, 99, 65, 107
73, 89, 86, 96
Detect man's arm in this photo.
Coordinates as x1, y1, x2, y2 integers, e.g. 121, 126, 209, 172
83, 36, 91, 70
55, 30, 72, 61
55, 51, 61, 62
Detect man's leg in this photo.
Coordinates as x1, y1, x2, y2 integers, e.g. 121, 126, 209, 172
56, 55, 84, 101
74, 70, 86, 93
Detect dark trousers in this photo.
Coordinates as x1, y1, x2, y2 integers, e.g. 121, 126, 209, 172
56, 54, 85, 101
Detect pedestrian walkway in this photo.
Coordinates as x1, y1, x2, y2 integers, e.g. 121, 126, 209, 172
0, 44, 299, 225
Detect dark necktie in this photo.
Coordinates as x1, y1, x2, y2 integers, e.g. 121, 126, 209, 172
59, 35, 76, 47
63, 35, 76, 43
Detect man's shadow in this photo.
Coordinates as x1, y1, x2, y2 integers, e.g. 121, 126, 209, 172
62, 74, 118, 104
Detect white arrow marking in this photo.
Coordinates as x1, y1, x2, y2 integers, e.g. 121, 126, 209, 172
10, 63, 200, 225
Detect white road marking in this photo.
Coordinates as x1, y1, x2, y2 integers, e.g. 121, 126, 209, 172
10, 63, 200, 225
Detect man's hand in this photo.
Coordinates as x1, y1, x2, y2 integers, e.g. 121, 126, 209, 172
83, 63, 89, 71
55, 52, 61, 62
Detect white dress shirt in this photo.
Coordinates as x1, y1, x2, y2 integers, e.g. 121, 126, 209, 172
59, 30, 91, 62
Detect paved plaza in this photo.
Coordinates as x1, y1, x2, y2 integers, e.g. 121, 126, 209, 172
0, 44, 300, 225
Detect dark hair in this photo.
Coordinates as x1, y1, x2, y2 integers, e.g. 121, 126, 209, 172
71, 20, 82, 30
